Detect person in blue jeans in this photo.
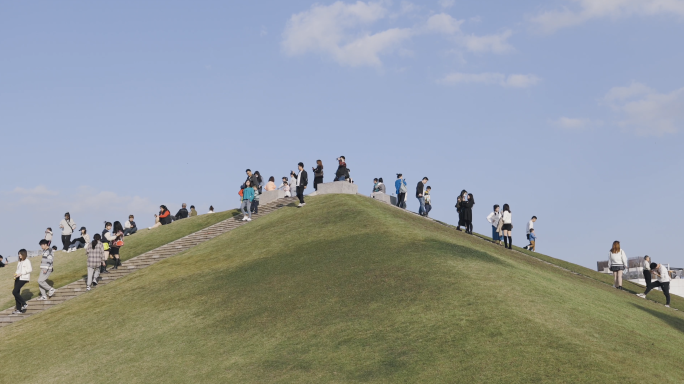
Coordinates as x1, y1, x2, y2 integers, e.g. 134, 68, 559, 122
416, 177, 428, 216
424, 186, 432, 217
335, 156, 347, 181
395, 174, 407, 208
240, 180, 254, 222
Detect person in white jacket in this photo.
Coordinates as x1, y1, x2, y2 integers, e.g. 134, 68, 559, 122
638, 262, 672, 307
59, 212, 77, 251
487, 205, 503, 246
608, 241, 628, 290
12, 249, 32, 314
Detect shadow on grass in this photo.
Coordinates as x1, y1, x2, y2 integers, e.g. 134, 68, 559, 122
419, 238, 506, 266
631, 303, 684, 335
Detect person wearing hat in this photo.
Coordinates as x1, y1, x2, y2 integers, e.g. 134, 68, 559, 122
59, 212, 77, 251
395, 174, 407, 208
335, 156, 348, 181
67, 227, 90, 252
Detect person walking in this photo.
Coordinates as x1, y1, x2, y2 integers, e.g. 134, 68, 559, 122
124, 215, 138, 235
395, 174, 407, 209
487, 205, 503, 245
416, 177, 428, 216
527, 229, 537, 252
85, 234, 105, 291
502, 204, 513, 249
524, 216, 537, 249
12, 249, 32, 314
461, 193, 475, 234
295, 162, 308, 208
642, 255, 652, 290
101, 222, 114, 274
109, 221, 124, 269
59, 212, 77, 251
608, 241, 628, 290
335, 156, 348, 181
240, 180, 254, 221
67, 227, 90, 252
36, 240, 56, 300
638, 261, 672, 307
312, 160, 324, 190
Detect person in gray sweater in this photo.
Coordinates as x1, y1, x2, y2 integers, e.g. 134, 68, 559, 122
37, 239, 56, 300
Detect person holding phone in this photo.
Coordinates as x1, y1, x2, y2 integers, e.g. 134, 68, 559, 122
312, 160, 324, 190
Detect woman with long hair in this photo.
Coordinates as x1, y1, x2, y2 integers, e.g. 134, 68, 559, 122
12, 249, 32, 314
86, 234, 104, 291
462, 193, 475, 234
101, 222, 114, 274
109, 221, 124, 269
455, 196, 463, 231
264, 176, 277, 191
501, 204, 513, 249
608, 241, 628, 290
312, 160, 324, 191
159, 205, 172, 225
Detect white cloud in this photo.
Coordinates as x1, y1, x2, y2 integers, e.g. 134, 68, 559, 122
281, 2, 516, 67
461, 30, 514, 54
12, 186, 58, 196
531, 0, 684, 33
439, 0, 455, 9
440, 72, 540, 88
602, 82, 684, 135
552, 117, 599, 129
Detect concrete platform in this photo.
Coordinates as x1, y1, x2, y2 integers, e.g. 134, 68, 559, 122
259, 190, 287, 205
371, 192, 397, 205
315, 181, 358, 195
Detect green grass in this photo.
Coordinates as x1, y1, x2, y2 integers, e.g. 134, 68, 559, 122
0, 195, 682, 383
0, 209, 238, 310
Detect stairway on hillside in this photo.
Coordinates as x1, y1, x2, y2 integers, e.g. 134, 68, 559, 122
0, 197, 299, 328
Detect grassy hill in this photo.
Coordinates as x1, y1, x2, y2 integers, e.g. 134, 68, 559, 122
0, 209, 238, 310
0, 195, 682, 383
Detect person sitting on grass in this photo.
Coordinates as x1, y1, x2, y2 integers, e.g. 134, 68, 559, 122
124, 215, 138, 236
174, 203, 189, 221
190, 205, 198, 217
638, 262, 672, 308
67, 227, 90, 252
207, 205, 215, 214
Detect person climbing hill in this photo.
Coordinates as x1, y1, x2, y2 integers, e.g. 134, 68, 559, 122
608, 241, 628, 290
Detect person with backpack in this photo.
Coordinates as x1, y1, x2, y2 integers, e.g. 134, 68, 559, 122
59, 212, 77, 251
335, 156, 348, 181
502, 204, 513, 249
86, 234, 105, 291
637, 261, 672, 307
240, 180, 254, 221
312, 160, 324, 190
461, 193, 475, 234
487, 205, 503, 245
36, 239, 56, 300
295, 162, 308, 207
108, 221, 124, 269
608, 241, 628, 290
12, 249, 32, 314
395, 174, 407, 209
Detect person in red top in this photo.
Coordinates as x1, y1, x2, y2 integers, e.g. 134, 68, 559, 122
158, 205, 172, 225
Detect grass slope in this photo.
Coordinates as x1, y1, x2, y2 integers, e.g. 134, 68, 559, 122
0, 210, 238, 309
0, 195, 682, 383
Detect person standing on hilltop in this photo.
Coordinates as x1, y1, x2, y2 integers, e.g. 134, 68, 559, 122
461, 193, 475, 234
312, 160, 324, 190
416, 177, 428, 216
501, 204, 513, 249
245, 169, 259, 192
59, 212, 77, 251
395, 174, 407, 209
607, 241, 628, 290
295, 162, 308, 208
487, 205, 503, 245
335, 156, 347, 181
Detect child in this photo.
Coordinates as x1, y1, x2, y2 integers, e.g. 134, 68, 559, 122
37, 239, 56, 300
12, 249, 32, 314
282, 181, 291, 197
240, 180, 254, 221
251, 185, 260, 214
424, 186, 432, 217
44, 228, 53, 247
289, 172, 297, 196
526, 228, 537, 252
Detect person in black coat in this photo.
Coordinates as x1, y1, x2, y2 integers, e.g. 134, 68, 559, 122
174, 203, 189, 220
335, 156, 347, 181
461, 193, 475, 234
455, 196, 463, 231
295, 162, 308, 207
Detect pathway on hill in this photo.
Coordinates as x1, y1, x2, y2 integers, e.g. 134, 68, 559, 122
0, 197, 299, 327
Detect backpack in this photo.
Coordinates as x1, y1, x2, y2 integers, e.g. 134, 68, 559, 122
238, 189, 244, 198
399, 180, 407, 194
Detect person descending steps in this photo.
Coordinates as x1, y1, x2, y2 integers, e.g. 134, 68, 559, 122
12, 249, 32, 314
36, 239, 56, 300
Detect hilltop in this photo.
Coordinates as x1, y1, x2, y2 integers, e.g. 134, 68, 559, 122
0, 194, 682, 383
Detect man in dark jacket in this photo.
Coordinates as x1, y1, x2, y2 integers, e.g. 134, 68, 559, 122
295, 162, 308, 207
245, 169, 259, 190
335, 156, 347, 181
416, 177, 428, 216
174, 203, 189, 220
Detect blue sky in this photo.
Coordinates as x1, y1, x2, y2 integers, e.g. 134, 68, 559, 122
2, 0, 683, 267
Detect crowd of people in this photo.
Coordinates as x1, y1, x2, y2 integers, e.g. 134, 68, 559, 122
6, 155, 678, 315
